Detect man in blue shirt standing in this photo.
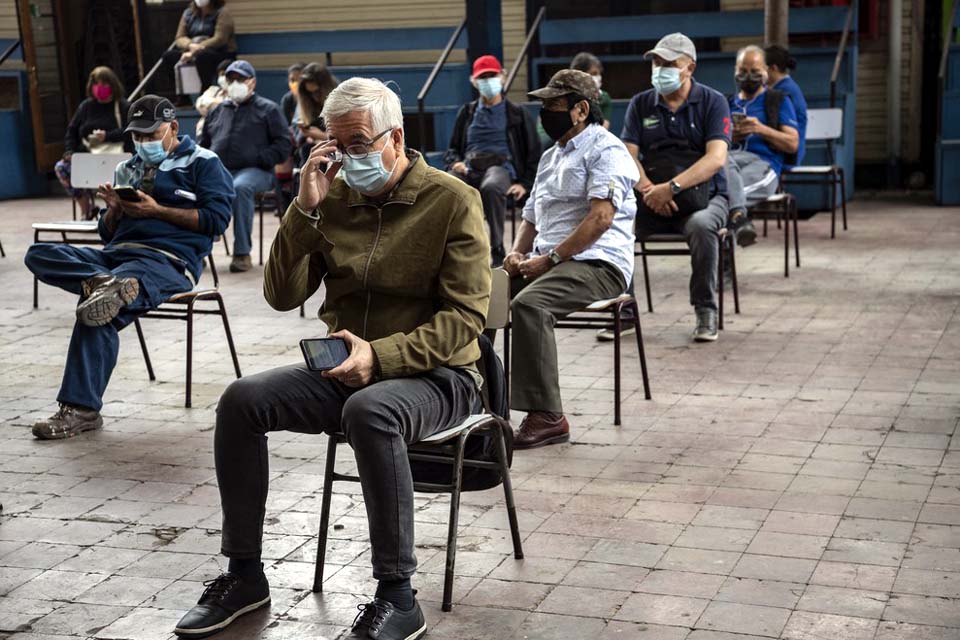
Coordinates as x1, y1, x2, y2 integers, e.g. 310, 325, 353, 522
621, 33, 731, 342
445, 55, 540, 266
201, 60, 292, 272
24, 95, 235, 439
725, 45, 800, 246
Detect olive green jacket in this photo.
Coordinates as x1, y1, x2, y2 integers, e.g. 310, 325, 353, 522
264, 151, 492, 378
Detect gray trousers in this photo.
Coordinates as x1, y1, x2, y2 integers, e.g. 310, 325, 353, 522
455, 166, 511, 264
726, 149, 779, 211
635, 194, 728, 312
215, 364, 478, 580
509, 260, 625, 414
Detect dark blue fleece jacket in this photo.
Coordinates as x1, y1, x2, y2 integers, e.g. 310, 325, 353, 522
99, 135, 235, 282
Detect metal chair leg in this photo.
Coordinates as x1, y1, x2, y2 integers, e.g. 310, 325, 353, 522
830, 169, 838, 239
783, 200, 790, 278
185, 300, 195, 408
258, 202, 264, 266
300, 304, 305, 318
0, 238, 5, 258
718, 235, 725, 331
216, 294, 242, 379
792, 197, 800, 268
134, 318, 156, 381
495, 423, 523, 561
313, 435, 339, 593
503, 325, 510, 405
640, 242, 653, 313
222, 234, 231, 257
630, 300, 652, 400
613, 304, 622, 426
441, 432, 468, 612
729, 236, 740, 314
839, 167, 848, 231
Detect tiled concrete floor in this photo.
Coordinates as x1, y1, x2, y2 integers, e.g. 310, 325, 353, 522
0, 196, 958, 640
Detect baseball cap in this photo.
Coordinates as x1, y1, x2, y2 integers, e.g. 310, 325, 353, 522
528, 69, 600, 102
125, 95, 177, 134
644, 33, 697, 62
471, 55, 502, 80
226, 59, 256, 79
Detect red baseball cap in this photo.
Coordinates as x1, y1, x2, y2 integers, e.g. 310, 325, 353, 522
471, 55, 502, 80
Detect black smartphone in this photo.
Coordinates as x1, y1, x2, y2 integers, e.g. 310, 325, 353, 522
300, 337, 349, 371
114, 185, 141, 202
732, 112, 747, 125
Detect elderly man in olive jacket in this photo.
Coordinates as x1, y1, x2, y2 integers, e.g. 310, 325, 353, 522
175, 78, 490, 640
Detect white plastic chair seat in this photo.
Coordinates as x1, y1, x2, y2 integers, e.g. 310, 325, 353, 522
761, 193, 789, 203
785, 165, 838, 174
416, 413, 498, 444
32, 221, 99, 233
585, 294, 634, 312
166, 287, 218, 302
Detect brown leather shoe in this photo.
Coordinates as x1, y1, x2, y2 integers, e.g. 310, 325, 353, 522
514, 411, 570, 449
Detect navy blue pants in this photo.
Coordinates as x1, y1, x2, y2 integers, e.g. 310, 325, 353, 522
24, 244, 192, 411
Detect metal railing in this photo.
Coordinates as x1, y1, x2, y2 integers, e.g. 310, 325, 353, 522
129, 43, 176, 102
0, 39, 20, 67
829, 0, 857, 108
504, 6, 546, 94
416, 18, 467, 151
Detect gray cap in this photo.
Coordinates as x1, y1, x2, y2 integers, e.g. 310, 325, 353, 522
644, 33, 697, 62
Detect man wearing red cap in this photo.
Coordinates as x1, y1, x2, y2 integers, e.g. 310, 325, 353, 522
444, 54, 540, 266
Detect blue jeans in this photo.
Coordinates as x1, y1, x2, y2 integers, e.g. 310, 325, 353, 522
230, 167, 275, 257
24, 244, 192, 411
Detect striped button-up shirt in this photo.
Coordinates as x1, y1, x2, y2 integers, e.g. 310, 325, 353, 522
522, 123, 639, 287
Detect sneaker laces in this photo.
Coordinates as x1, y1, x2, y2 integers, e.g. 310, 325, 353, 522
351, 601, 390, 635
199, 573, 240, 604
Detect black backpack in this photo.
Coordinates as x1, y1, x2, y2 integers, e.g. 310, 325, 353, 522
409, 334, 513, 492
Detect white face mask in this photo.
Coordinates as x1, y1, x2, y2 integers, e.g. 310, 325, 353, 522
227, 80, 251, 103
592, 75, 602, 90
217, 75, 228, 90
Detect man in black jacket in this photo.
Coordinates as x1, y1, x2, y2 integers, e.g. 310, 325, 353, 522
200, 60, 292, 272
444, 55, 540, 266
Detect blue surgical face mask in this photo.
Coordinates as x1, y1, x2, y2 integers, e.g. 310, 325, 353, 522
476, 77, 502, 99
651, 65, 683, 96
135, 126, 171, 165
341, 135, 398, 195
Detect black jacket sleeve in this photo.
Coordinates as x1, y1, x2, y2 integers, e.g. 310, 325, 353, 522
442, 104, 471, 170
516, 106, 541, 191
64, 100, 89, 154
257, 103, 294, 169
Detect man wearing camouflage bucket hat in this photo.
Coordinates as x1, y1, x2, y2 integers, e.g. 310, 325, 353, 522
500, 69, 639, 449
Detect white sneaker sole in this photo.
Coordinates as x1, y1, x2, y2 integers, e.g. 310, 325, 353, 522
596, 327, 636, 342
693, 333, 719, 342
174, 596, 271, 637
405, 622, 427, 640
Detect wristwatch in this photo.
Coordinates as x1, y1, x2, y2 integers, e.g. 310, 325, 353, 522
669, 179, 683, 195
547, 250, 564, 267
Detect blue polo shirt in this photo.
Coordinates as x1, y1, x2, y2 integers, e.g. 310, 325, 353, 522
466, 100, 516, 179
621, 79, 732, 197
730, 88, 798, 176
774, 76, 808, 166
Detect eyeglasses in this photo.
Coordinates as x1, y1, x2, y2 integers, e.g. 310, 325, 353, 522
338, 128, 394, 160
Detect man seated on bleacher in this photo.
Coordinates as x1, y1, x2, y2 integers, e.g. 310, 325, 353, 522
200, 60, 292, 273
725, 45, 800, 247
622, 33, 731, 342
175, 78, 490, 640
24, 95, 234, 440
445, 54, 540, 267
504, 70, 638, 449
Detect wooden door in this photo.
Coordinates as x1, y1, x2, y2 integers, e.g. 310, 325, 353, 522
17, 0, 72, 171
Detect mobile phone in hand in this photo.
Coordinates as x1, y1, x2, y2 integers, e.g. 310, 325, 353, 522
300, 337, 349, 371
732, 112, 746, 125
113, 186, 141, 202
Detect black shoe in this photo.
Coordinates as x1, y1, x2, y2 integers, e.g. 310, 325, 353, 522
727, 209, 757, 248
174, 572, 270, 638
693, 308, 719, 342
340, 597, 426, 640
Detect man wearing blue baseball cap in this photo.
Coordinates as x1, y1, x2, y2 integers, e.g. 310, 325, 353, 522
200, 60, 292, 272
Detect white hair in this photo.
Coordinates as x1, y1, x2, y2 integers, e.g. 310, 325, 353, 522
736, 45, 766, 67
321, 77, 404, 135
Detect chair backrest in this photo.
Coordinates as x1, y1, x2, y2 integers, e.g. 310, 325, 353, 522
70, 153, 131, 189
486, 268, 510, 330
206, 243, 221, 289
806, 108, 843, 142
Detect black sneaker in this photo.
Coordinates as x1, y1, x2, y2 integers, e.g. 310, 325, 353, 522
727, 209, 757, 248
174, 572, 270, 639
339, 597, 426, 640
693, 308, 719, 342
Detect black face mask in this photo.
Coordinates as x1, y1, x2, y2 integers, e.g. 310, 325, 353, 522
735, 72, 764, 95
540, 107, 575, 142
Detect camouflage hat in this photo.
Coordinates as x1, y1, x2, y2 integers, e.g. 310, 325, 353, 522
528, 69, 600, 102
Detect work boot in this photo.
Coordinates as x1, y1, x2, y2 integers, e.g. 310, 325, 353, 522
76, 276, 139, 327
693, 308, 719, 342
339, 597, 427, 640
175, 571, 271, 638
514, 411, 570, 449
80, 273, 114, 299
32, 404, 103, 440
229, 255, 253, 273
728, 208, 757, 247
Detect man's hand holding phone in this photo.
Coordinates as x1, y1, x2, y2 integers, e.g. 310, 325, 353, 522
321, 329, 377, 388
297, 139, 342, 211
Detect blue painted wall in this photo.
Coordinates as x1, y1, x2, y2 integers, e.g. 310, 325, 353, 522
0, 71, 49, 200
